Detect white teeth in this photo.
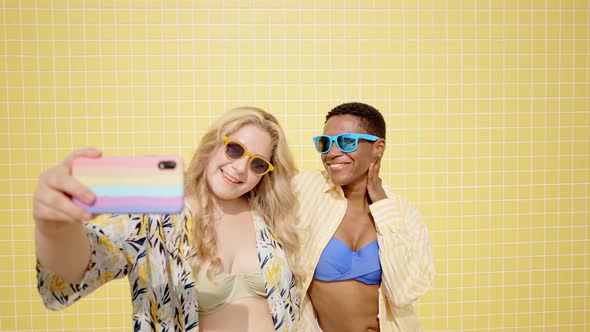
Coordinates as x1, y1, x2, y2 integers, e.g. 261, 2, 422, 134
329, 163, 347, 169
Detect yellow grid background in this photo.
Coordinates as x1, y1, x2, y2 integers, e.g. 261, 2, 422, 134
1, 0, 588, 331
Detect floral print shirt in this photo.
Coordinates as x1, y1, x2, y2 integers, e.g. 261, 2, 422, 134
36, 205, 299, 331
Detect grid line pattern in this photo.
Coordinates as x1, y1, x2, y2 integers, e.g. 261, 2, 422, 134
1, 0, 588, 331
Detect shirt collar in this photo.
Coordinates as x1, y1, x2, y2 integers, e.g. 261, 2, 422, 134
320, 170, 344, 197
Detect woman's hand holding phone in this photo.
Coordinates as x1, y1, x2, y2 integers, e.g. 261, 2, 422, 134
34, 149, 185, 224
33, 148, 100, 283
33, 148, 101, 227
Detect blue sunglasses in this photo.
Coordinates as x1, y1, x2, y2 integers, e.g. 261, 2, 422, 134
313, 133, 380, 154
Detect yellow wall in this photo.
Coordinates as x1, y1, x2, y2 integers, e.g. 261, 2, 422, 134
1, 0, 588, 331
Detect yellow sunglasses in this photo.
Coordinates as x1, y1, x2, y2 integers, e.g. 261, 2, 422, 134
223, 136, 275, 176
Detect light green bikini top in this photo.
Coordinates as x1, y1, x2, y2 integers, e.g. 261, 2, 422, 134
196, 268, 267, 314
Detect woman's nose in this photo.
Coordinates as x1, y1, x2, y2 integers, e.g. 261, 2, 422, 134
231, 156, 250, 175
326, 141, 342, 156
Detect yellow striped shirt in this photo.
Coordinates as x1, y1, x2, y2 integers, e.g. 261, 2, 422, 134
293, 170, 435, 332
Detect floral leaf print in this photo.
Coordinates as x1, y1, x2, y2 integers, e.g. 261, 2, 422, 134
131, 278, 147, 301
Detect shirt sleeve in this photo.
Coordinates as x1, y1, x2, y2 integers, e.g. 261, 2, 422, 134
370, 195, 435, 307
36, 214, 144, 310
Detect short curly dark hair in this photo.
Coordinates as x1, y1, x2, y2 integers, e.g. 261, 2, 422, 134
325, 102, 386, 138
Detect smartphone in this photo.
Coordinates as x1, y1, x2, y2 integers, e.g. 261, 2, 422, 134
72, 155, 184, 214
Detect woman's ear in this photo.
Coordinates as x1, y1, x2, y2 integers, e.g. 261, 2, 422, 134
373, 138, 386, 159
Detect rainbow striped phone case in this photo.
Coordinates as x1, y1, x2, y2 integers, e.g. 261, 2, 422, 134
72, 156, 184, 214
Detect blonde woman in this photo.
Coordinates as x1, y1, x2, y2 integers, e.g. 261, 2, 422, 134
34, 107, 300, 331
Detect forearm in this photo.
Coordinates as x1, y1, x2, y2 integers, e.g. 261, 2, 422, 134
35, 222, 91, 284
379, 232, 434, 305
371, 197, 435, 306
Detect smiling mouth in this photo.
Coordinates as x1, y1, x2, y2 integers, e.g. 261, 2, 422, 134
222, 170, 243, 184
327, 162, 349, 170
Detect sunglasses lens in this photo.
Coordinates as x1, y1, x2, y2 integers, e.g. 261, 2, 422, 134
225, 141, 245, 159
250, 158, 270, 175
337, 135, 357, 152
315, 136, 331, 153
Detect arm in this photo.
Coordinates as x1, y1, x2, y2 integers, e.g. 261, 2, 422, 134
366, 155, 435, 307
371, 197, 435, 307
36, 214, 141, 310
33, 149, 136, 310
35, 222, 90, 283
33, 148, 100, 283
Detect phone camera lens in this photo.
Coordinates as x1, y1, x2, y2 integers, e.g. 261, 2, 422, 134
158, 161, 176, 169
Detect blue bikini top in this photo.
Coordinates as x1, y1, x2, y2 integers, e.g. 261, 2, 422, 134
313, 236, 382, 285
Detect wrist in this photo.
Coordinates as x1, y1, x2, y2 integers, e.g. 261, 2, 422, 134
369, 186, 388, 202
371, 193, 388, 202
35, 219, 84, 237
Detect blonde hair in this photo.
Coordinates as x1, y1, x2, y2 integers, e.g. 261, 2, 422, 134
185, 106, 301, 282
